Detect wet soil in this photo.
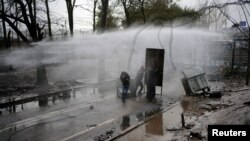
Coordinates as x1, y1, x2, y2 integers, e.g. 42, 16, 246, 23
169, 83, 250, 141
114, 82, 250, 141
0, 70, 36, 97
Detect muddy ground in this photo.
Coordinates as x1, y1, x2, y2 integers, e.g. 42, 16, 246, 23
0, 65, 87, 99
167, 83, 250, 141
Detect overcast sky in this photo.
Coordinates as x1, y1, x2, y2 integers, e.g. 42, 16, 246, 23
48, 0, 250, 31
178, 0, 250, 25
49, 0, 93, 31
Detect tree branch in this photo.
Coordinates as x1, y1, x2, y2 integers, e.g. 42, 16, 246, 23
0, 13, 26, 24
0, 13, 28, 42
75, 4, 93, 13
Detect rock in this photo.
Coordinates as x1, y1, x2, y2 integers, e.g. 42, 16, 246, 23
209, 91, 222, 98
86, 124, 97, 127
94, 129, 114, 141
89, 105, 94, 109
106, 130, 113, 135
189, 131, 204, 139
243, 101, 250, 106
185, 123, 195, 129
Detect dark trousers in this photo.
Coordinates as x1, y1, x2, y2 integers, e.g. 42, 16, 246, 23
122, 84, 129, 102
135, 81, 143, 95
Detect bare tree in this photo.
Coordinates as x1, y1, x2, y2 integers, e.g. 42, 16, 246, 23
138, 0, 146, 24
45, 0, 52, 37
65, 0, 76, 36
100, 0, 109, 31
120, 0, 132, 27
198, 0, 228, 30
0, 0, 47, 42
200, 1, 250, 85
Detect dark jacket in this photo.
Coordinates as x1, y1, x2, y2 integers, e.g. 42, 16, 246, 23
120, 71, 130, 86
135, 68, 144, 83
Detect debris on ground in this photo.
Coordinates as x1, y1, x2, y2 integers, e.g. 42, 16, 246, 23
169, 83, 250, 141
166, 127, 182, 131
188, 131, 205, 140
243, 101, 250, 106
200, 101, 234, 111
93, 129, 115, 141
89, 105, 94, 109
86, 124, 97, 128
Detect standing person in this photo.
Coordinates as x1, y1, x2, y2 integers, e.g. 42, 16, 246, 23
135, 66, 145, 96
120, 71, 130, 103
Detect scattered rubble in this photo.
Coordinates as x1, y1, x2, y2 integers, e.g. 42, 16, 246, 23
169, 83, 250, 140
166, 127, 182, 131
93, 129, 115, 141
200, 101, 235, 111
188, 131, 205, 140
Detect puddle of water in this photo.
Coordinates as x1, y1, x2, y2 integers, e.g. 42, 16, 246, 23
116, 103, 184, 141
0, 86, 114, 115
116, 95, 222, 141
146, 113, 164, 135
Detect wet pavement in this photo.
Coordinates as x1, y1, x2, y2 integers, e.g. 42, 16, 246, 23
0, 80, 181, 141
116, 103, 184, 141
0, 75, 243, 141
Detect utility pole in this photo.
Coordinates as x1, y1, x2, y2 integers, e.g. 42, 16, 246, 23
246, 28, 250, 85
231, 38, 235, 74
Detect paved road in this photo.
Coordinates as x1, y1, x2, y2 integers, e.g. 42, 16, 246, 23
0, 81, 183, 141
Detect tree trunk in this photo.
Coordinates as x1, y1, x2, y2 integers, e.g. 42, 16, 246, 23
7, 30, 11, 47
68, 8, 74, 35
65, 0, 74, 36
45, 0, 52, 37
27, 0, 38, 41
15, 2, 20, 47
140, 0, 146, 24
122, 1, 131, 27
93, 0, 98, 32
1, 0, 8, 48
33, 0, 37, 36
100, 0, 109, 32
